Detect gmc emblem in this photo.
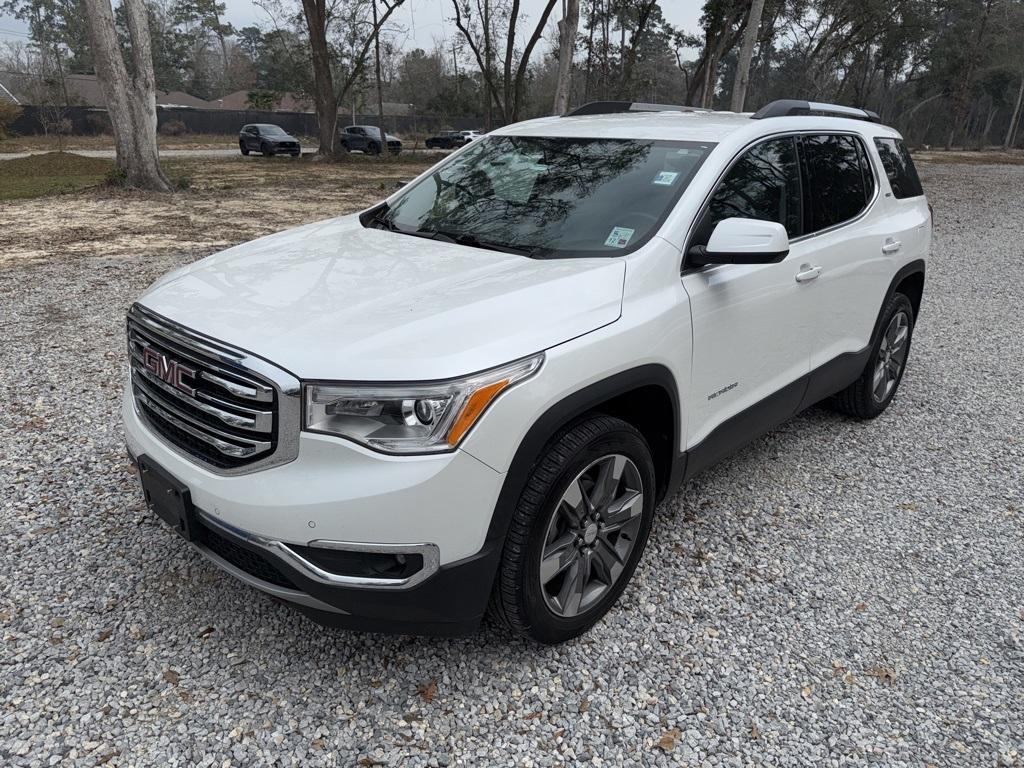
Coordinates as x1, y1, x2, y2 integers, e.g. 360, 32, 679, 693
142, 345, 197, 397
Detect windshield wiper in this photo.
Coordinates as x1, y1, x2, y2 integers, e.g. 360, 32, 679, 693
418, 229, 542, 258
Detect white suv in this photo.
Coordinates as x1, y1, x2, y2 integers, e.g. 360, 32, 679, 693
123, 100, 930, 643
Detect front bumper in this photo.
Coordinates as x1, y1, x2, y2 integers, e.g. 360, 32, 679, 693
123, 390, 508, 634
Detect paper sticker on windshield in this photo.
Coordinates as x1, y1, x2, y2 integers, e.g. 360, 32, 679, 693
605, 226, 635, 248
653, 171, 679, 186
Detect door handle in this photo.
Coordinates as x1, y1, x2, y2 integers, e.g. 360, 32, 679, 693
795, 264, 821, 283
882, 239, 902, 254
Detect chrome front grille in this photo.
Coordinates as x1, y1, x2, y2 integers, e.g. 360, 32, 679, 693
127, 304, 300, 474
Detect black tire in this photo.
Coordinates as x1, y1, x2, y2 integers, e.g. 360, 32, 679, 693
367, 141, 381, 155
260, 142, 274, 157
488, 414, 656, 644
830, 293, 915, 419
239, 141, 249, 156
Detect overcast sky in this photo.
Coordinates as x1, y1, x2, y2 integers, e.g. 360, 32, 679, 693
1, 0, 703, 56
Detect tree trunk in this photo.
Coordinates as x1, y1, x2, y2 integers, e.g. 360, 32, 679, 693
373, 0, 387, 160
729, 0, 764, 112
301, 0, 338, 155
1004, 73, 1024, 150
552, 0, 580, 114
82, 0, 171, 191
946, 0, 994, 150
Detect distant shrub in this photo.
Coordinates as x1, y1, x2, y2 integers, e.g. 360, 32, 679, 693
0, 103, 23, 139
246, 89, 280, 111
159, 119, 188, 136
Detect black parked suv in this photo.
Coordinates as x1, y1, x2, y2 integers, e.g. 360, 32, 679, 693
425, 131, 466, 149
239, 124, 301, 157
339, 125, 402, 155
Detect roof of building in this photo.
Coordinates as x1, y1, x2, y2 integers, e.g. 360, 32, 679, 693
157, 90, 212, 109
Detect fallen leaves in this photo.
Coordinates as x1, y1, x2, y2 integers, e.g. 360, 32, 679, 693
578, 698, 590, 713
865, 665, 897, 683
96, 629, 112, 642
163, 669, 180, 686
656, 728, 681, 752
416, 679, 437, 703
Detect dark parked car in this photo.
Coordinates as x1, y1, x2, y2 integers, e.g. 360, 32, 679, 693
425, 131, 467, 149
339, 125, 402, 155
238, 124, 301, 157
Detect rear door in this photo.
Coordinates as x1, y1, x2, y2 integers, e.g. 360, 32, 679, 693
681, 136, 811, 468
873, 137, 931, 266
795, 133, 901, 377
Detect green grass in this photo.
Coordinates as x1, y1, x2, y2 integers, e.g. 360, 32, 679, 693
0, 152, 115, 200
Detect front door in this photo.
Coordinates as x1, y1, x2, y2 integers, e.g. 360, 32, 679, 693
681, 135, 811, 473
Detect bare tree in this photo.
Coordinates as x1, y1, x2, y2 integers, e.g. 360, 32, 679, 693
452, 0, 560, 123
82, 0, 171, 190
300, 0, 404, 155
373, 0, 387, 158
729, 0, 764, 112
552, 0, 580, 114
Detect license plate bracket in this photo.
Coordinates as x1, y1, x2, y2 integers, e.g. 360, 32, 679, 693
138, 456, 196, 542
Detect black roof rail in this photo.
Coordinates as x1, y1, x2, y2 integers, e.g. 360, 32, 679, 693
564, 101, 711, 117
751, 99, 880, 123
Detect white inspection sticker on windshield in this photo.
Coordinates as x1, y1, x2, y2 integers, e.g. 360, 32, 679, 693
604, 226, 636, 248
653, 171, 679, 186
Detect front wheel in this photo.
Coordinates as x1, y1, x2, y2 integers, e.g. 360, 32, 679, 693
260, 142, 274, 157
489, 415, 656, 644
830, 293, 915, 418
239, 141, 249, 156
367, 141, 381, 155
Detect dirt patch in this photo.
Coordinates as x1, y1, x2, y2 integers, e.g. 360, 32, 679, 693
913, 149, 1024, 166
0, 155, 434, 268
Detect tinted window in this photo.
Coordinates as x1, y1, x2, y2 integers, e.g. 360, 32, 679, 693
802, 134, 870, 232
378, 136, 712, 257
874, 138, 924, 199
693, 136, 801, 245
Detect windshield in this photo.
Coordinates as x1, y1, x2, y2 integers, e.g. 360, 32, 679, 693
259, 125, 287, 136
374, 135, 713, 257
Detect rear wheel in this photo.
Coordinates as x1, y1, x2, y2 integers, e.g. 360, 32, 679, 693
489, 415, 656, 644
830, 293, 915, 419
239, 141, 249, 156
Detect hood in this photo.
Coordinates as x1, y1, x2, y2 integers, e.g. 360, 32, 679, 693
140, 216, 625, 380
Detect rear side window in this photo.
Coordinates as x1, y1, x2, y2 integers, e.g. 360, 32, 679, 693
874, 138, 924, 199
801, 134, 872, 232
692, 136, 802, 246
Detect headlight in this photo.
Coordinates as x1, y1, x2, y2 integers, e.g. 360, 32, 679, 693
303, 354, 543, 454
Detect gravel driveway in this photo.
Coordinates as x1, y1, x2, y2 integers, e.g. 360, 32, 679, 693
1, 162, 1022, 767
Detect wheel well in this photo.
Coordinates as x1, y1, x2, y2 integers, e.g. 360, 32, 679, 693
591, 385, 675, 502
895, 270, 924, 319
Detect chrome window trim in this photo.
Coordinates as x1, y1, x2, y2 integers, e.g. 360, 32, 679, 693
681, 129, 881, 273
198, 511, 441, 590
128, 303, 301, 476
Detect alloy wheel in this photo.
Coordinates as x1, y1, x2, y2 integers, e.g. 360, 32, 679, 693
539, 454, 645, 618
872, 311, 910, 403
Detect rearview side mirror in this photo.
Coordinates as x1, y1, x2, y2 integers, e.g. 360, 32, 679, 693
688, 218, 790, 267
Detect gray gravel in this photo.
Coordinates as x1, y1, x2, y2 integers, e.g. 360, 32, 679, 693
1, 162, 1022, 767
